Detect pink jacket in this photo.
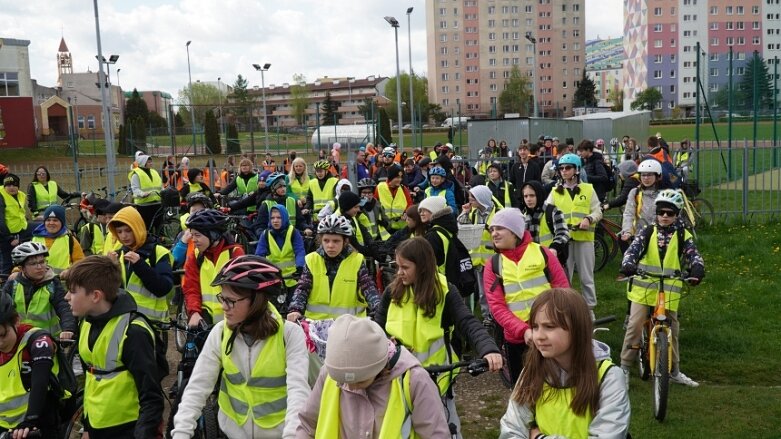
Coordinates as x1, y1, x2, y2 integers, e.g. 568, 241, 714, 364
483, 231, 570, 344
295, 346, 450, 438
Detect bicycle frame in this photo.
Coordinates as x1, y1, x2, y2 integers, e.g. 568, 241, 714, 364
644, 274, 674, 376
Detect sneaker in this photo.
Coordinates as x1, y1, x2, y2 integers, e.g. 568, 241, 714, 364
670, 371, 699, 387
621, 366, 631, 388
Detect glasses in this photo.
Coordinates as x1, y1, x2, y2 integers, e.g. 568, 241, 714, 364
656, 209, 678, 217
25, 259, 48, 268
216, 293, 249, 310
558, 165, 576, 171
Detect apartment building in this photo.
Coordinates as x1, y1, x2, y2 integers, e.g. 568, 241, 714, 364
586, 38, 624, 107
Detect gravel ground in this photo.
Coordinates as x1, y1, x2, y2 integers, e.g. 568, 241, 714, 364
455, 370, 511, 439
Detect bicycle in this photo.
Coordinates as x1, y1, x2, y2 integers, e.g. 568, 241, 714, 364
627, 269, 695, 422
678, 176, 715, 237
485, 317, 513, 389
424, 358, 490, 438
596, 216, 622, 268
222, 209, 258, 254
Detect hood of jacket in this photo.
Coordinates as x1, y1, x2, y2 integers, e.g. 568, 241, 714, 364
32, 223, 69, 238
84, 290, 138, 325
335, 178, 352, 194
268, 204, 291, 231
520, 180, 546, 214
429, 208, 458, 234
108, 206, 147, 251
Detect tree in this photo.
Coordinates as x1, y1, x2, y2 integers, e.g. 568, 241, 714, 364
124, 89, 149, 145
357, 98, 376, 121
574, 72, 598, 108
117, 124, 130, 155
177, 82, 221, 129
377, 107, 392, 146
290, 73, 310, 125
226, 123, 241, 154
428, 104, 447, 125
608, 88, 624, 111
231, 74, 251, 116
630, 88, 664, 114
321, 91, 339, 125
498, 66, 533, 116
174, 112, 185, 128
739, 54, 774, 111
384, 73, 429, 124
204, 109, 221, 154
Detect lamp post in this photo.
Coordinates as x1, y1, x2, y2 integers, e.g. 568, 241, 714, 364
407, 7, 416, 148
525, 32, 538, 118
252, 63, 271, 153
92, 0, 117, 199
217, 76, 224, 138
385, 15, 404, 151
347, 76, 355, 122
116, 68, 121, 89
186, 40, 196, 153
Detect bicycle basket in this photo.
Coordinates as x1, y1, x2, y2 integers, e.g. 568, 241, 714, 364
457, 224, 485, 249
160, 187, 181, 208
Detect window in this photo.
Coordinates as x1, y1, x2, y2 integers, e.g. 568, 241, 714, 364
710, 6, 718, 14
726, 6, 733, 15
737, 21, 744, 30
439, 21, 447, 29
753, 36, 760, 45
753, 21, 760, 30
670, 85, 676, 93
737, 6, 744, 15
440, 60, 449, 67
654, 70, 663, 79
736, 67, 745, 75
488, 6, 495, 14
489, 45, 496, 53
710, 68, 719, 76
441, 86, 449, 93
489, 32, 496, 40
654, 7, 662, 16
710, 53, 719, 61
440, 47, 448, 55
439, 33, 447, 42
654, 54, 663, 63
710, 22, 718, 30
654, 40, 663, 48
441, 73, 449, 81
488, 19, 495, 28
562, 81, 567, 88
77, 116, 85, 129
752, 6, 759, 14
0, 72, 19, 96
87, 115, 96, 129
711, 38, 719, 46
489, 71, 497, 79
439, 8, 446, 16
654, 24, 663, 32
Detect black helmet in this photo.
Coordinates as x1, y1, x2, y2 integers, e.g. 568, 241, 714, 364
186, 192, 214, 210
185, 209, 229, 233
0, 292, 18, 326
357, 178, 376, 190
211, 255, 284, 296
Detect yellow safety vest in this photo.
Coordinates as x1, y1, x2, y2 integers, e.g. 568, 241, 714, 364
429, 151, 438, 160
345, 214, 365, 246
120, 245, 172, 322
432, 228, 451, 275
80, 312, 155, 429
13, 281, 61, 335
551, 183, 595, 241
499, 242, 551, 322
385, 274, 456, 395
675, 150, 690, 167
218, 310, 287, 429
129, 168, 162, 205
31, 181, 59, 214
309, 178, 337, 214
627, 227, 689, 312
235, 175, 259, 213
490, 181, 512, 209
266, 226, 297, 288
535, 360, 614, 439
32, 235, 71, 274
0, 188, 28, 233
289, 177, 309, 201
377, 182, 408, 240
304, 251, 366, 319
538, 207, 554, 247
81, 222, 106, 256
315, 372, 417, 439
263, 198, 297, 227
467, 207, 496, 267
196, 247, 233, 323
102, 231, 121, 255
0, 329, 43, 429
357, 211, 378, 240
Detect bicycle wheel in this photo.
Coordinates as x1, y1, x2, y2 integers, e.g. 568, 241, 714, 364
691, 197, 715, 227
490, 321, 513, 389
174, 300, 188, 354
638, 323, 651, 381
196, 394, 222, 439
653, 330, 670, 421
593, 232, 611, 272
60, 396, 84, 439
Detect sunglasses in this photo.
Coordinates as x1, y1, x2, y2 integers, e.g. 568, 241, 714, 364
558, 165, 576, 171
656, 209, 678, 217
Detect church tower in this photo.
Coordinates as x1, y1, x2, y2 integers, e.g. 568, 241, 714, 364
56, 37, 73, 87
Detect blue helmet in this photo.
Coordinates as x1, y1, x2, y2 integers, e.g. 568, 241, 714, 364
557, 153, 582, 171
266, 172, 286, 189
429, 166, 447, 177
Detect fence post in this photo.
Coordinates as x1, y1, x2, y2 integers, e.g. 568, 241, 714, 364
743, 139, 749, 222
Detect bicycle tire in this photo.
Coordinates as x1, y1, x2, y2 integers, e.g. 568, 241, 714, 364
653, 330, 670, 421
593, 231, 611, 272
198, 394, 221, 439
490, 322, 513, 389
174, 300, 188, 354
639, 324, 651, 381
60, 396, 84, 439
691, 197, 715, 228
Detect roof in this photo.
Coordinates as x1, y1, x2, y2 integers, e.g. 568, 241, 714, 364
586, 38, 624, 71
256, 76, 388, 95
567, 110, 650, 120
58, 37, 69, 52
0, 38, 31, 47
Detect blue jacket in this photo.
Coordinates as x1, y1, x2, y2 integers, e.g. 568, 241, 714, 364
254, 204, 306, 269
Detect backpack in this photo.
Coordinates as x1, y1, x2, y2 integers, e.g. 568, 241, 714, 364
488, 246, 552, 294
432, 225, 476, 297
644, 154, 681, 189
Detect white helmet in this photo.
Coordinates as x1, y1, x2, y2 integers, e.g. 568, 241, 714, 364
655, 189, 684, 210
317, 214, 354, 236
11, 241, 49, 266
637, 159, 662, 175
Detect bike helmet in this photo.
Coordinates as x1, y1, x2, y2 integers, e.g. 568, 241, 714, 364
266, 172, 286, 189
429, 166, 447, 177
357, 178, 376, 190
557, 153, 582, 170
655, 189, 684, 211
637, 159, 663, 175
382, 146, 396, 157
11, 241, 49, 266
186, 191, 214, 210
610, 137, 619, 147
211, 255, 284, 295
317, 213, 353, 236
0, 292, 17, 326
185, 208, 229, 233
313, 160, 330, 170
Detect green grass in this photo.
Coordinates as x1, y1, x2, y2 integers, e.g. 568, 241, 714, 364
651, 120, 781, 143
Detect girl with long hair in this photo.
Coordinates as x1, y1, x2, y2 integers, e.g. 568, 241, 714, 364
172, 255, 310, 438
499, 288, 630, 439
287, 157, 310, 208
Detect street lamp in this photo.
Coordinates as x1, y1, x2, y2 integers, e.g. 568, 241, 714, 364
252, 63, 271, 153
116, 68, 121, 89
525, 32, 538, 118
91, 0, 117, 199
96, 54, 118, 110
385, 15, 404, 151
407, 7, 416, 148
186, 40, 196, 152
217, 76, 224, 137
347, 77, 355, 123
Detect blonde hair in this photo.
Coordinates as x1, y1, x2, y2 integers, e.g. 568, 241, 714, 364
239, 158, 253, 168
288, 157, 309, 186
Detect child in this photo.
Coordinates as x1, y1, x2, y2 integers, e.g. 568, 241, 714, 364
1, 173, 33, 276
520, 181, 570, 268
171, 255, 310, 438
64, 256, 163, 438
499, 288, 630, 438
259, 172, 313, 235
79, 198, 111, 256
619, 189, 705, 388
307, 160, 337, 218
336, 190, 376, 258
296, 314, 450, 437
619, 159, 664, 250
356, 178, 381, 241
31, 205, 84, 274
255, 204, 306, 294
418, 166, 457, 214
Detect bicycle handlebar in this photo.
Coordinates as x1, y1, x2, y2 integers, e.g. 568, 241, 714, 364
154, 319, 210, 333
424, 358, 489, 376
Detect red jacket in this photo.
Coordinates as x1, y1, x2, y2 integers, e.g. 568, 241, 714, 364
483, 231, 569, 344
183, 239, 245, 316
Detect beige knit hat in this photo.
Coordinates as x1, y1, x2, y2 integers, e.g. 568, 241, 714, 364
325, 315, 389, 384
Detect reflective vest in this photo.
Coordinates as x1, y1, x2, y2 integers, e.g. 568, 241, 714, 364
336, 212, 365, 246
377, 182, 408, 240
675, 150, 691, 167
315, 372, 416, 439
537, 207, 554, 247
219, 310, 287, 429
424, 186, 447, 200
309, 178, 337, 214
196, 247, 233, 323
357, 211, 378, 241
289, 176, 309, 201
188, 183, 204, 195
81, 222, 106, 256
429, 151, 438, 160
0, 329, 41, 429
102, 231, 121, 255
490, 180, 513, 209
0, 188, 27, 233
627, 227, 688, 312
236, 175, 259, 212
80, 312, 155, 429
120, 245, 172, 322
433, 228, 451, 275
263, 198, 297, 227
536, 360, 613, 439
31, 181, 59, 214
266, 227, 297, 288
551, 183, 595, 241
499, 243, 551, 322
180, 212, 190, 231
467, 207, 496, 267
304, 251, 366, 319
129, 168, 162, 205
385, 274, 456, 395
32, 235, 71, 274
13, 281, 61, 335
476, 161, 489, 176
